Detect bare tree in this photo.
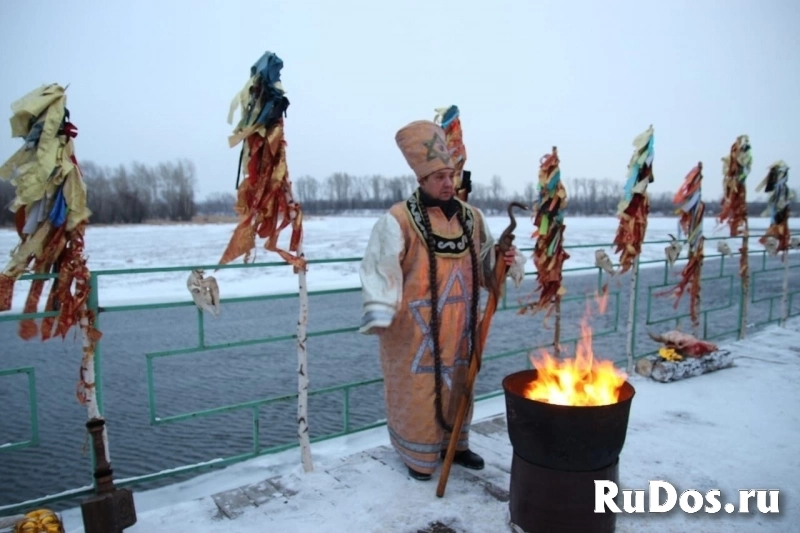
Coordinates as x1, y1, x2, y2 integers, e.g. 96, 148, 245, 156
326, 172, 355, 210
523, 181, 537, 209
9, 161, 800, 226
197, 192, 237, 216
491, 175, 505, 202
386, 176, 407, 203
157, 159, 196, 221
370, 174, 385, 203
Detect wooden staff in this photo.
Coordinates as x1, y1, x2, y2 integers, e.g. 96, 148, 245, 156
437, 201, 528, 498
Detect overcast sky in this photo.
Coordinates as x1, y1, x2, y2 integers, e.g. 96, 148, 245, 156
1, 0, 798, 202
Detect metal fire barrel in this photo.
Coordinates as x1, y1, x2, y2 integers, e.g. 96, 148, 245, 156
509, 453, 619, 533
502, 369, 635, 533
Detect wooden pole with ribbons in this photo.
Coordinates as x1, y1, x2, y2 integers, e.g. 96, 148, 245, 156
437, 201, 528, 498
613, 126, 655, 374
519, 147, 569, 356
755, 161, 792, 326
221, 52, 313, 472
657, 162, 705, 335
718, 135, 752, 339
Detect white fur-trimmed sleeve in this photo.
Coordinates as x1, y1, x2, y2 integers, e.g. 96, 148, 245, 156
359, 213, 404, 334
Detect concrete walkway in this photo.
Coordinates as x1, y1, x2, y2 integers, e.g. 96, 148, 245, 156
56, 320, 800, 533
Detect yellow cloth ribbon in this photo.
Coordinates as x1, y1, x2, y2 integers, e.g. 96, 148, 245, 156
658, 346, 683, 362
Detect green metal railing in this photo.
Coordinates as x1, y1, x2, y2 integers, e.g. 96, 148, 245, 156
0, 366, 38, 451
643, 236, 739, 341
1, 232, 798, 515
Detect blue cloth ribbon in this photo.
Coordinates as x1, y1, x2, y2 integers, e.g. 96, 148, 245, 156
250, 51, 286, 127
48, 185, 67, 227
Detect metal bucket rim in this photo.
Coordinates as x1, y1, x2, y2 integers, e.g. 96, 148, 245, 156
502, 368, 636, 409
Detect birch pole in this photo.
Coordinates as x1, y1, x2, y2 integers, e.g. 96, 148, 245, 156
520, 147, 569, 357
780, 176, 792, 329
78, 305, 109, 463
740, 217, 750, 334
624, 256, 639, 371
613, 126, 655, 374
219, 51, 313, 472
755, 161, 792, 328
295, 240, 313, 471
782, 247, 790, 327
719, 135, 752, 339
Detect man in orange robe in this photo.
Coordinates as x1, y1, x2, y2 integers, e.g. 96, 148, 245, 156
359, 119, 524, 480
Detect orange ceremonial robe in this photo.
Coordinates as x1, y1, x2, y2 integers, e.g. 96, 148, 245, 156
359, 192, 496, 475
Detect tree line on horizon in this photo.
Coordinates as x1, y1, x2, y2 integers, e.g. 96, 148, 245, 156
0, 160, 796, 226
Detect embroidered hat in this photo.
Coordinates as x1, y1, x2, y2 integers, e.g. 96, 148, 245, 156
395, 120, 454, 181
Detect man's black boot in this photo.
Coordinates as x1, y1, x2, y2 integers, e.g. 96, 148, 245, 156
441, 449, 485, 470
407, 466, 432, 481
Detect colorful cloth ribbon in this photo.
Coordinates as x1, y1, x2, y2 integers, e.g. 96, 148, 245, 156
658, 163, 705, 331
757, 161, 792, 254
522, 146, 569, 317
613, 126, 655, 274
718, 135, 752, 237
0, 83, 97, 346
219, 51, 305, 271
434, 105, 467, 193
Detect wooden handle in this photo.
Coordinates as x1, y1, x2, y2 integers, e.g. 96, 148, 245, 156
436, 258, 508, 497
436, 201, 526, 497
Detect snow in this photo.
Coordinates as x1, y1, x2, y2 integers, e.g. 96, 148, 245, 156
3, 213, 799, 531
46, 318, 799, 533
0, 215, 792, 314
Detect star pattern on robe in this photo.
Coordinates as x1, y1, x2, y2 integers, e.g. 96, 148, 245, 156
409, 268, 472, 389
423, 133, 451, 165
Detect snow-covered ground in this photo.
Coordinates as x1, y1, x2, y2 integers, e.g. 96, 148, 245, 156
2, 215, 798, 531
0, 215, 792, 313
43, 318, 798, 532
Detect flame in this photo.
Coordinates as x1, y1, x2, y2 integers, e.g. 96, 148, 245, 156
524, 292, 627, 406
594, 285, 609, 315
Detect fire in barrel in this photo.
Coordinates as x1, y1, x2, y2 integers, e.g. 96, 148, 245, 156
503, 307, 635, 533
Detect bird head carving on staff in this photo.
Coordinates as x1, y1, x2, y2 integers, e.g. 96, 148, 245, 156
487, 202, 528, 296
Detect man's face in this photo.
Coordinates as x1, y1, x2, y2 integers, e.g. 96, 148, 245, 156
420, 169, 456, 201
